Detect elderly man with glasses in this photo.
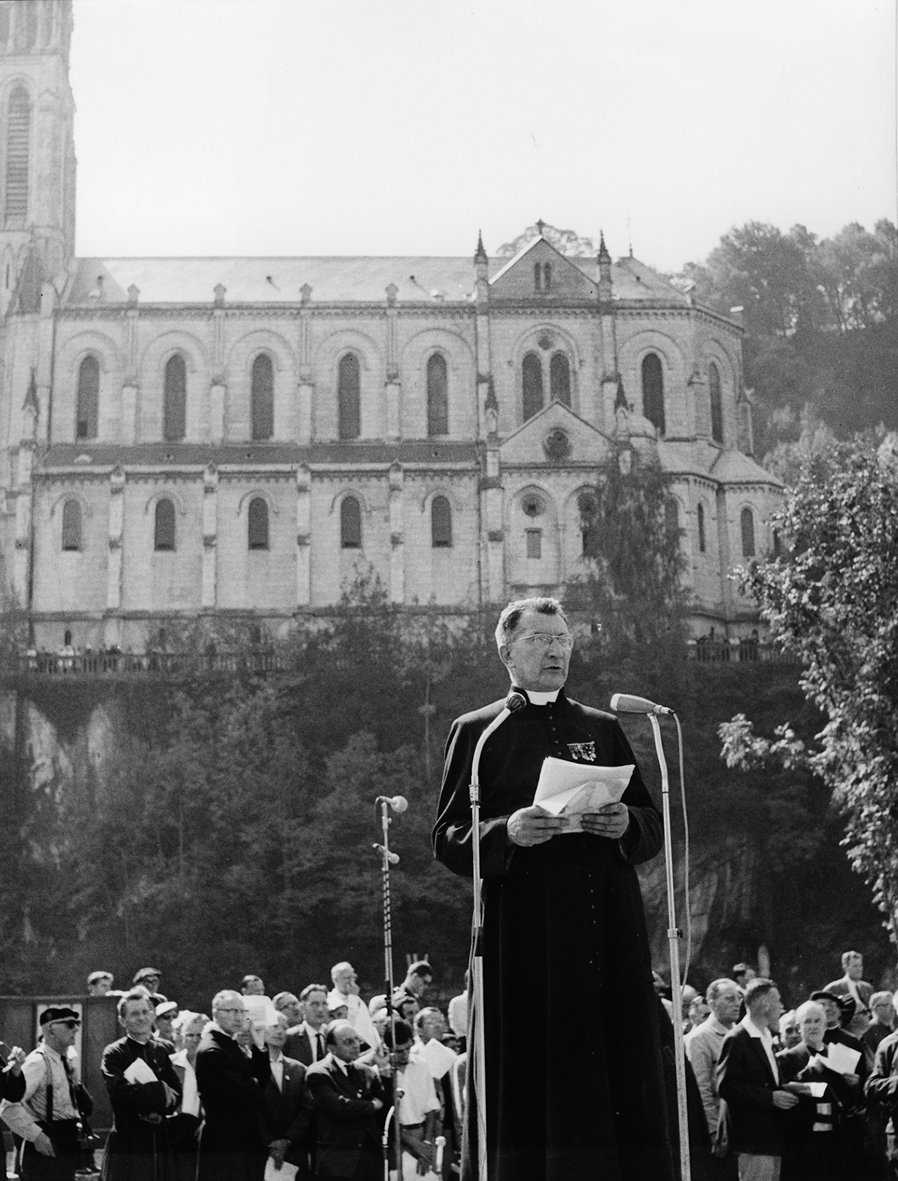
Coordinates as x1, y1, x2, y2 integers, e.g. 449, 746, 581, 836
0, 1006, 93, 1181
194, 990, 271, 1181
433, 596, 673, 1181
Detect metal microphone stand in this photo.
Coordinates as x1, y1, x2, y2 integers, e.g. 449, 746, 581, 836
646, 711, 691, 1181
374, 801, 404, 1181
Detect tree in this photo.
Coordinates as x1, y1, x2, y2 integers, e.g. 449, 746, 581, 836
495, 222, 597, 259
719, 434, 898, 940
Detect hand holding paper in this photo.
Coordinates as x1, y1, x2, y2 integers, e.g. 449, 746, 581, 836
532, 758, 633, 834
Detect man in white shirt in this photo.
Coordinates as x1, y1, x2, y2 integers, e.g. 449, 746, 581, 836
384, 1020, 439, 1179
0, 1006, 91, 1181
328, 962, 380, 1048
717, 979, 799, 1181
824, 950, 874, 1039
260, 1013, 312, 1176
285, 983, 331, 1067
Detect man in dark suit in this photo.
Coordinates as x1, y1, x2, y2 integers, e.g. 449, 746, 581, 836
717, 978, 799, 1181
260, 1013, 312, 1177
824, 951, 874, 1040
305, 1020, 387, 1181
195, 989, 271, 1181
285, 984, 330, 1068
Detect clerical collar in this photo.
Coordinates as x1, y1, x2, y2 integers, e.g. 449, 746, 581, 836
513, 688, 561, 706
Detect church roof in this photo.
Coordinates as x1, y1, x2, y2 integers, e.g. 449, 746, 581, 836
658, 439, 784, 487
62, 251, 696, 309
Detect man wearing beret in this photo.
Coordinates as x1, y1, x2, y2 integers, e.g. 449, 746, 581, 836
0, 1006, 93, 1181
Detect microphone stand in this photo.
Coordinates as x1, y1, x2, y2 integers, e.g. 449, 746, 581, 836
374, 801, 404, 1181
468, 700, 519, 1181
646, 712, 691, 1181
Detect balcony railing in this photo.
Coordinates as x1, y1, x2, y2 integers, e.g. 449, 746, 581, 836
687, 637, 798, 664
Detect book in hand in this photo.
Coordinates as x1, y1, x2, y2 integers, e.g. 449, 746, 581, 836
532, 757, 634, 833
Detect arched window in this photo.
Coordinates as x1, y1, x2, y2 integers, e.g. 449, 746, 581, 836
154, 499, 176, 551
709, 362, 723, 444
5, 85, 31, 223
426, 353, 448, 437
163, 354, 186, 442
522, 352, 543, 421
550, 353, 571, 406
251, 353, 274, 441
665, 499, 680, 543
579, 493, 600, 558
61, 500, 82, 551
741, 507, 755, 558
338, 353, 361, 440
340, 496, 362, 548
533, 262, 541, 291
642, 353, 665, 435
697, 503, 707, 553
431, 495, 452, 547
247, 497, 269, 550
76, 355, 99, 440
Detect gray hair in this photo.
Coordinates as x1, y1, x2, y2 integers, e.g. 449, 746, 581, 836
706, 978, 740, 1004
495, 597, 568, 649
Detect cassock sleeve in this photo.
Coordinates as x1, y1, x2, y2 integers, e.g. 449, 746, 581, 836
432, 715, 516, 879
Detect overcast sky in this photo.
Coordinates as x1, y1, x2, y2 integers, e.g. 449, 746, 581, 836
69, 0, 895, 272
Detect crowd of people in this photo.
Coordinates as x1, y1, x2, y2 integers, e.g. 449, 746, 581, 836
4, 949, 898, 1180
676, 951, 898, 1181
0, 959, 466, 1181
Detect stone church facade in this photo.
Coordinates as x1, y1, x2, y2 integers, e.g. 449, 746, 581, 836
0, 0, 782, 654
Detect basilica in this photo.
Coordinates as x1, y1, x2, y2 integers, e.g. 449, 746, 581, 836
0, 1, 782, 655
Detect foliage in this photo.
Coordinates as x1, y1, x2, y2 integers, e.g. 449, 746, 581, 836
679, 219, 898, 463
719, 435, 898, 941
495, 221, 597, 259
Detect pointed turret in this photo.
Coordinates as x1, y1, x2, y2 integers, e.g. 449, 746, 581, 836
474, 230, 489, 304
597, 231, 612, 301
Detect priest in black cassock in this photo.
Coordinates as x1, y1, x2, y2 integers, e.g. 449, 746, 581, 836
101, 990, 181, 1181
433, 596, 675, 1181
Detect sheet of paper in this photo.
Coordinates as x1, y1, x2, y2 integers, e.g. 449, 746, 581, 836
419, 1037, 457, 1081
123, 1057, 158, 1085
806, 1081, 827, 1098
532, 758, 633, 833
243, 995, 279, 1029
264, 1159, 298, 1181
822, 1043, 860, 1075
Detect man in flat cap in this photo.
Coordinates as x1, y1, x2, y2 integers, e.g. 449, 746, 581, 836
0, 1006, 93, 1181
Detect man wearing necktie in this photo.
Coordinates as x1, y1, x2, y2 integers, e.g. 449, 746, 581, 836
0, 1006, 93, 1181
260, 1013, 312, 1177
305, 1021, 388, 1180
100, 990, 181, 1181
285, 984, 330, 1067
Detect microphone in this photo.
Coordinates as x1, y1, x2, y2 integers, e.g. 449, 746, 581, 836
373, 843, 400, 864
610, 693, 674, 716
375, 795, 408, 813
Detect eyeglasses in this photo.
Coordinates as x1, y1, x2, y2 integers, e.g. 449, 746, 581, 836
513, 633, 574, 650
216, 1008, 246, 1015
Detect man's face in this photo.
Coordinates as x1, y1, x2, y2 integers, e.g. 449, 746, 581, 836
276, 994, 302, 1026
873, 998, 895, 1026
302, 990, 329, 1029
89, 977, 112, 997
398, 998, 419, 1022
800, 1006, 826, 1048
44, 1018, 79, 1053
265, 1013, 289, 1051
407, 973, 432, 1000
818, 997, 840, 1029
333, 967, 357, 996
139, 975, 160, 993
780, 1019, 801, 1048
394, 1039, 413, 1066
500, 609, 572, 693
846, 955, 863, 981
155, 1012, 175, 1040
215, 995, 248, 1036
243, 976, 265, 996
331, 1026, 361, 1063
183, 1019, 205, 1053
121, 998, 155, 1040
754, 987, 783, 1030
711, 987, 742, 1028
419, 1010, 446, 1042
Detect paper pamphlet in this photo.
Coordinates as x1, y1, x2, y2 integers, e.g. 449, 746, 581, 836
532, 757, 633, 833
264, 1159, 298, 1181
419, 1036, 457, 1081
806, 1081, 827, 1098
816, 1043, 860, 1075
123, 1057, 159, 1085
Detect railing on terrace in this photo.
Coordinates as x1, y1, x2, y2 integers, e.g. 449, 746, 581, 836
9, 637, 798, 677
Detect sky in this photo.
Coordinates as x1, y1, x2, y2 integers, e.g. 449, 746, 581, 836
69, 0, 896, 273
